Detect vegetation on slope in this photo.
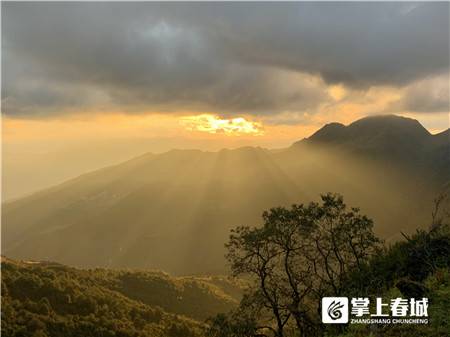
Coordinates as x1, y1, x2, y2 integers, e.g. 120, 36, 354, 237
207, 193, 450, 337
339, 268, 450, 337
1, 259, 243, 337
2, 191, 449, 337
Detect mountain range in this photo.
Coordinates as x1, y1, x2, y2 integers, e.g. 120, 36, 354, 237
3, 115, 449, 275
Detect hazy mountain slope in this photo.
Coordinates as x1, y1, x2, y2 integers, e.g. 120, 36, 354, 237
1, 257, 241, 337
3, 147, 299, 274
3, 115, 449, 274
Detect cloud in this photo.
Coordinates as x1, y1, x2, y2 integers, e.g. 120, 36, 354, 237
2, 2, 449, 118
387, 74, 450, 113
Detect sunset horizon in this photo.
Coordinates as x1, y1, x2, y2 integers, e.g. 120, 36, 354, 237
1, 2, 449, 337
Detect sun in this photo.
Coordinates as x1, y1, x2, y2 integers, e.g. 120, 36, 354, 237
180, 114, 264, 136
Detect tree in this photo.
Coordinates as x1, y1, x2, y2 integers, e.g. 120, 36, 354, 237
431, 188, 450, 230
225, 193, 381, 337
206, 312, 259, 337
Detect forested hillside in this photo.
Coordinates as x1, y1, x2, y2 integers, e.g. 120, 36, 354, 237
2, 192, 450, 337
1, 258, 243, 337
207, 193, 450, 337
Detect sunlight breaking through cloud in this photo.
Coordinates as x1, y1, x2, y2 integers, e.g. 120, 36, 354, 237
180, 114, 264, 135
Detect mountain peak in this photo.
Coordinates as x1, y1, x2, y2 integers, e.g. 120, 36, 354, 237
306, 122, 346, 142
348, 114, 429, 133
306, 114, 430, 145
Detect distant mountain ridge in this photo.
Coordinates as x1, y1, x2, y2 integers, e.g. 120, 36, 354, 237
306, 115, 430, 143
298, 115, 447, 153
3, 115, 449, 274
295, 115, 449, 182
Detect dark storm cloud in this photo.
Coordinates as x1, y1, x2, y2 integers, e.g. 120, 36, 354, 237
2, 2, 449, 117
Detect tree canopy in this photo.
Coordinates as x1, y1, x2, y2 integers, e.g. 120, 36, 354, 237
210, 193, 450, 337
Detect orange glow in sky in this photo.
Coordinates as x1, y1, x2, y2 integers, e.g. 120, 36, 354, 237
180, 114, 264, 136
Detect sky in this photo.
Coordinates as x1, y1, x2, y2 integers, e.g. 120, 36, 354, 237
2, 2, 450, 200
